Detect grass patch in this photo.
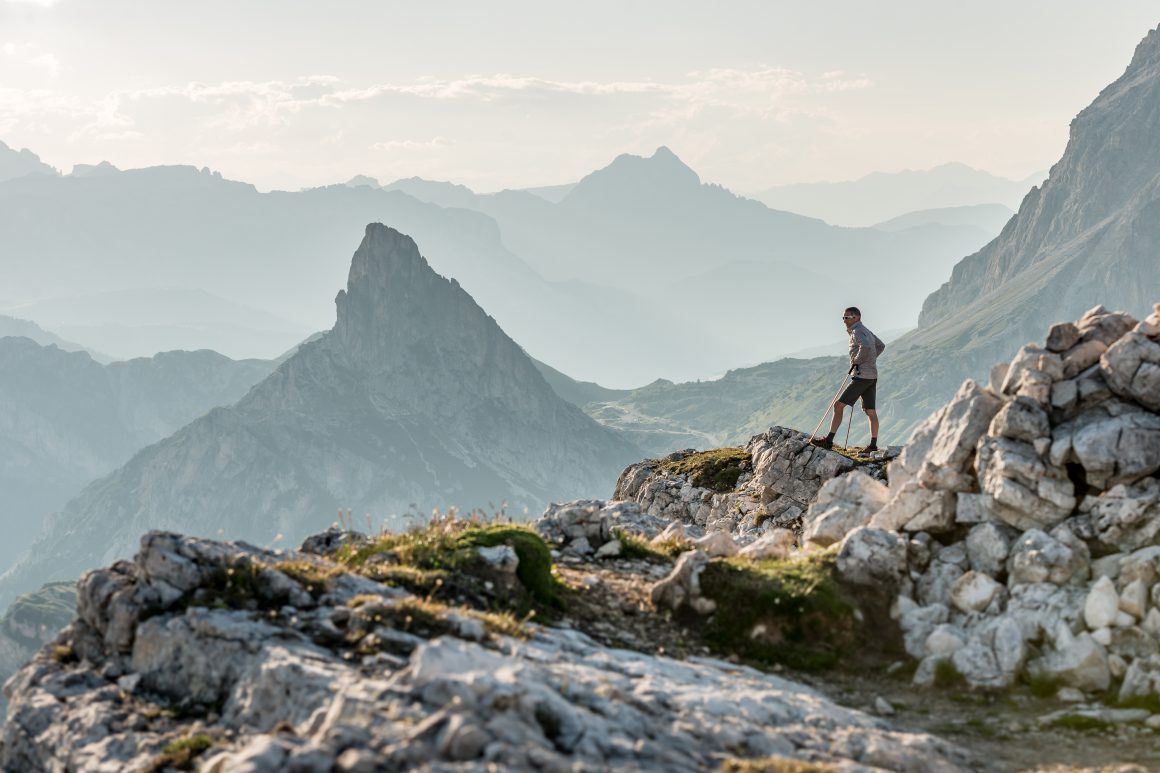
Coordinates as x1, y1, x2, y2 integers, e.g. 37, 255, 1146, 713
721, 757, 838, 773
695, 550, 856, 671
658, 447, 751, 492
1048, 714, 1114, 732
273, 559, 344, 595
1116, 693, 1160, 713
336, 520, 564, 612
184, 556, 264, 611
144, 734, 213, 772
459, 525, 563, 609
1026, 672, 1062, 699
933, 659, 967, 690
613, 529, 690, 561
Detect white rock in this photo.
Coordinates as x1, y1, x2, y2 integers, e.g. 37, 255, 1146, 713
966, 522, 1015, 577
1085, 576, 1121, 629
739, 529, 795, 560
1056, 687, 1086, 702
1007, 529, 1087, 586
1120, 578, 1148, 619
1091, 627, 1113, 646
1143, 608, 1160, 638
693, 531, 738, 558
802, 471, 889, 546
594, 539, 622, 559
924, 624, 967, 658
950, 571, 1003, 614
1090, 553, 1124, 582
874, 697, 895, 716
477, 544, 519, 573
835, 527, 908, 588
1109, 654, 1129, 680
1028, 633, 1111, 692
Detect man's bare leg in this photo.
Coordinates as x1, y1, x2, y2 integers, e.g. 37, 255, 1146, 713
866, 408, 878, 438
829, 402, 846, 434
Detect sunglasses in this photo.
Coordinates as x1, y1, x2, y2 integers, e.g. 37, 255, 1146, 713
842, 315, 856, 319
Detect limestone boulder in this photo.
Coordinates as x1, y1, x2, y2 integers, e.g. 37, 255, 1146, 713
951, 571, 1005, 614
739, 529, 796, 561
951, 616, 1027, 689
1028, 632, 1111, 693
1007, 529, 1088, 587
870, 485, 955, 534
692, 531, 739, 558
976, 437, 1074, 530
1101, 332, 1160, 411
801, 471, 890, 547
1051, 400, 1160, 489
890, 380, 1002, 492
966, 522, 1017, 578
650, 550, 715, 614
1088, 479, 1160, 552
835, 527, 908, 588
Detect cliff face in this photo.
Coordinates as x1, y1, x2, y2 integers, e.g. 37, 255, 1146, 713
917, 25, 1160, 340
0, 225, 639, 605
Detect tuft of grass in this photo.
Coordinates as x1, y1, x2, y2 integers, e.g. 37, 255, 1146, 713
1026, 672, 1062, 699
721, 757, 839, 773
1116, 693, 1160, 713
273, 559, 344, 596
1048, 714, 1114, 732
336, 520, 563, 612
696, 550, 855, 671
458, 525, 564, 609
658, 447, 751, 492
49, 644, 77, 665
145, 734, 214, 772
933, 659, 967, 690
613, 529, 690, 561
185, 556, 264, 611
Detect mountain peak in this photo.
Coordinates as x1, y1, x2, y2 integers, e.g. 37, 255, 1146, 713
564, 147, 701, 206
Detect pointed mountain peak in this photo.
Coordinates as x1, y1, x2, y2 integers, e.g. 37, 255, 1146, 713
331, 224, 487, 366
564, 147, 701, 205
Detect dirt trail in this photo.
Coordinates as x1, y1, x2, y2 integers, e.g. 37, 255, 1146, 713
556, 558, 1160, 773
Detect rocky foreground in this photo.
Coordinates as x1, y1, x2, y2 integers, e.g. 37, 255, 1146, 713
0, 527, 969, 772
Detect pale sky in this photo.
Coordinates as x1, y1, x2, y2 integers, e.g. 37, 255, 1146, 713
1, 1, 1156, 192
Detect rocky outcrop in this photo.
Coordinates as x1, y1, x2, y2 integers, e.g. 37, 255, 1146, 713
832, 305, 1160, 694
0, 531, 970, 772
0, 225, 640, 607
613, 428, 899, 543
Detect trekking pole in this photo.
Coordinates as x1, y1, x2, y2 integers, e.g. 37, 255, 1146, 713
808, 372, 852, 441
843, 405, 854, 451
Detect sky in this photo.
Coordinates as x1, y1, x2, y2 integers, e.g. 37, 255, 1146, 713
1, 1, 1157, 193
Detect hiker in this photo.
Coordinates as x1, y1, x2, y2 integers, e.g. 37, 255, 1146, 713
811, 306, 886, 452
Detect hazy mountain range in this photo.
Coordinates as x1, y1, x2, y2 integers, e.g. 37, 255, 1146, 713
0, 337, 274, 570
0, 143, 1008, 387
753, 163, 1043, 227
0, 226, 640, 605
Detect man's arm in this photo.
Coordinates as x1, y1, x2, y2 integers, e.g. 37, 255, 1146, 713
875, 334, 886, 356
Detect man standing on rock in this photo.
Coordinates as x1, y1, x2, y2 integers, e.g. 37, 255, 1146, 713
811, 307, 885, 452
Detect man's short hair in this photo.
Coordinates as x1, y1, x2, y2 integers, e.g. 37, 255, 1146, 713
844, 306, 861, 317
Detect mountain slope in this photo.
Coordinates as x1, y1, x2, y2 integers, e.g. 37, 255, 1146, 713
0, 225, 640, 604
0, 338, 274, 569
0, 142, 56, 184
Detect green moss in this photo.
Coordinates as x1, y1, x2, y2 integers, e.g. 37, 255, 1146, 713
696, 551, 855, 671
1116, 693, 1160, 713
459, 525, 564, 609
145, 734, 213, 772
1026, 672, 1062, 699
658, 447, 751, 492
1048, 714, 1113, 732
721, 757, 839, 773
336, 522, 563, 611
933, 659, 967, 690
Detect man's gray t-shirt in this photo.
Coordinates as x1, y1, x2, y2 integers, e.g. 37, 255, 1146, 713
849, 321, 886, 379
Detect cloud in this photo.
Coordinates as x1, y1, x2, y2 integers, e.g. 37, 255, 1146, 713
2, 41, 62, 76
370, 137, 453, 152
3, 0, 61, 6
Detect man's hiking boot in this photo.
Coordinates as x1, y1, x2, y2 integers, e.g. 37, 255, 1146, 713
809, 436, 833, 450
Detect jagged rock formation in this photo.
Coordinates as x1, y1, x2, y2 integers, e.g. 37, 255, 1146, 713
0, 530, 970, 771
824, 304, 1160, 694
0, 141, 56, 183
0, 338, 274, 571
0, 225, 639, 607
613, 429, 899, 542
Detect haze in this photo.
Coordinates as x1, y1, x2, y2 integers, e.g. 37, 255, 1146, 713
2, 0, 1156, 192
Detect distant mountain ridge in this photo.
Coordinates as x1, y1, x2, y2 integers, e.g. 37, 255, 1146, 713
0, 142, 56, 184
0, 225, 640, 604
754, 163, 1042, 228
0, 338, 275, 571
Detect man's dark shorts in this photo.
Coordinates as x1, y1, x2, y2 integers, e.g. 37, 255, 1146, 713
839, 377, 877, 410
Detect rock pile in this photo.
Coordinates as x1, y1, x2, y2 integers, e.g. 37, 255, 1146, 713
818, 304, 1160, 695
613, 428, 899, 543
1, 531, 971, 772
